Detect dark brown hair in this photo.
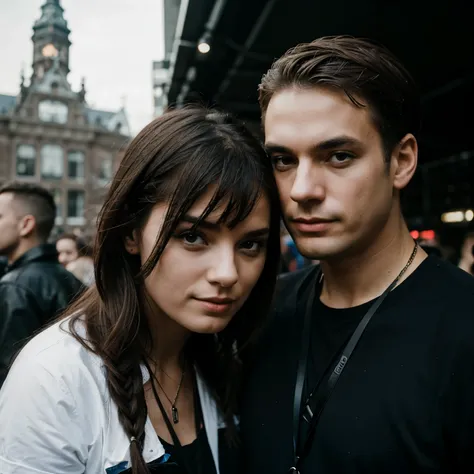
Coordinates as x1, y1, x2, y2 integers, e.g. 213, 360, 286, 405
63, 107, 281, 473
259, 35, 421, 159
0, 181, 56, 241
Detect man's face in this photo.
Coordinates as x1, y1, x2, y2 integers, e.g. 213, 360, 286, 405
264, 86, 397, 261
0, 193, 22, 258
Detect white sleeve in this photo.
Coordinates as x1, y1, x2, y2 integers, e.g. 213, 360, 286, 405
0, 360, 87, 474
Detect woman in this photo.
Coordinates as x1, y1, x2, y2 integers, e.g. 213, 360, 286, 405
56, 233, 95, 286
0, 108, 281, 474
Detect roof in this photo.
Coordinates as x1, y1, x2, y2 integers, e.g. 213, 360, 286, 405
0, 94, 129, 136
0, 94, 16, 115
164, 0, 474, 224
166, 0, 474, 164
85, 107, 130, 136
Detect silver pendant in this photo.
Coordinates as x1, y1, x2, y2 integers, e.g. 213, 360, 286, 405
172, 406, 179, 424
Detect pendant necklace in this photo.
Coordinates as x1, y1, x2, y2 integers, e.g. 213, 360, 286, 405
151, 361, 186, 424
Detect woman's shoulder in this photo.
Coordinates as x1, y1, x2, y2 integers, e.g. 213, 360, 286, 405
5, 316, 107, 396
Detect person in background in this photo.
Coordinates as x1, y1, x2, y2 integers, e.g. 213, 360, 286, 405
56, 233, 95, 286
458, 232, 474, 276
240, 35, 474, 474
0, 108, 281, 474
0, 182, 82, 386
56, 232, 84, 266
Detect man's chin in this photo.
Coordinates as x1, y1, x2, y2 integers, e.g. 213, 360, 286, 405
292, 235, 340, 261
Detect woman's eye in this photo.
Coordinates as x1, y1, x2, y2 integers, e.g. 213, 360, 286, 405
240, 240, 264, 254
181, 232, 205, 245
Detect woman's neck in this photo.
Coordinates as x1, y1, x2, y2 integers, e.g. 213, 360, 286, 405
144, 300, 191, 375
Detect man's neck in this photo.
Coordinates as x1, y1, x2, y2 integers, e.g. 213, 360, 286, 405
8, 239, 42, 265
319, 220, 427, 309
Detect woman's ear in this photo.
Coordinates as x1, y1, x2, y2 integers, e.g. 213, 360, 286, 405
124, 230, 140, 255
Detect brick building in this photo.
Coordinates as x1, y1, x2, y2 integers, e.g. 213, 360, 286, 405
0, 0, 130, 238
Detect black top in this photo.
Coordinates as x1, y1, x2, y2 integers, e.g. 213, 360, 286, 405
159, 428, 217, 474
240, 256, 474, 474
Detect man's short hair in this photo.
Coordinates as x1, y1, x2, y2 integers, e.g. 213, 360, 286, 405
0, 182, 56, 242
259, 35, 421, 160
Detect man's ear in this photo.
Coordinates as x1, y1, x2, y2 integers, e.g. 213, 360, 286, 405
124, 229, 140, 255
391, 133, 418, 190
18, 214, 36, 238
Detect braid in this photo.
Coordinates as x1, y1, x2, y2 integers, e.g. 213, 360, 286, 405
103, 353, 150, 474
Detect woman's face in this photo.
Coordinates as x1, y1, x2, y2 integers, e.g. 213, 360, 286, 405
133, 188, 271, 335
56, 238, 79, 266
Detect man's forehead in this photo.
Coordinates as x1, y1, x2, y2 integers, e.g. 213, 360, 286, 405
264, 88, 376, 150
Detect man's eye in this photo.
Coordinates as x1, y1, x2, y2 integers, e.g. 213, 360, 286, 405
271, 155, 296, 170
329, 152, 354, 164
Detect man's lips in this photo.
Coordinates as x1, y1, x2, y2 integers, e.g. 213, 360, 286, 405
291, 217, 335, 232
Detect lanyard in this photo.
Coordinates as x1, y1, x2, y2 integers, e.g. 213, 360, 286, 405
290, 244, 418, 473
144, 360, 203, 474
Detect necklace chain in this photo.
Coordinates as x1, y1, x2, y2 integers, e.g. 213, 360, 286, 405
151, 361, 186, 424
392, 242, 418, 286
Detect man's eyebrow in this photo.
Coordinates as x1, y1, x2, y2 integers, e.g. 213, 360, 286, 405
265, 136, 363, 155
264, 143, 292, 154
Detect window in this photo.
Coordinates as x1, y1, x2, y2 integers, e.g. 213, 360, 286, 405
41, 144, 64, 179
67, 190, 85, 225
68, 151, 85, 180
16, 144, 36, 177
38, 100, 68, 124
99, 156, 113, 183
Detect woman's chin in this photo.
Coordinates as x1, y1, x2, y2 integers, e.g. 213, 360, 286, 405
184, 314, 233, 335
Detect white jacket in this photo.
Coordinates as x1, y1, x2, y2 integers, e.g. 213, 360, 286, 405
0, 318, 224, 474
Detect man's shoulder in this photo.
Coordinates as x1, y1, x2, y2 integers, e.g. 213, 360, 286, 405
1, 259, 82, 291
427, 256, 474, 300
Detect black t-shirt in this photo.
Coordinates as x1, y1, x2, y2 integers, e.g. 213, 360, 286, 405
159, 429, 217, 474
240, 256, 474, 474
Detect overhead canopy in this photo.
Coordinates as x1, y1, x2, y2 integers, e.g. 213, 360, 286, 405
166, 0, 474, 223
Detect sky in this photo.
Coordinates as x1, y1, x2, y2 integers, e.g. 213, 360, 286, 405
0, 0, 165, 135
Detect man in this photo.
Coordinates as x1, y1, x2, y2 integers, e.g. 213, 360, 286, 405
240, 36, 474, 473
0, 182, 82, 386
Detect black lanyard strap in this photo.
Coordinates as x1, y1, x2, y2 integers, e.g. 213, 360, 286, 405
292, 271, 319, 460
290, 244, 418, 473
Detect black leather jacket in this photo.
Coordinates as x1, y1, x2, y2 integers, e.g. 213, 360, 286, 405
0, 244, 83, 386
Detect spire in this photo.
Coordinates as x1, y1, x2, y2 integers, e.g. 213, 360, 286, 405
34, 0, 69, 32
78, 77, 86, 102
19, 67, 29, 104
31, 0, 71, 80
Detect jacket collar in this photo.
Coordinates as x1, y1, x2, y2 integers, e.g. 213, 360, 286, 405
6, 243, 59, 273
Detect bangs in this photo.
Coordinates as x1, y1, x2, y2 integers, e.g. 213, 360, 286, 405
168, 142, 266, 230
